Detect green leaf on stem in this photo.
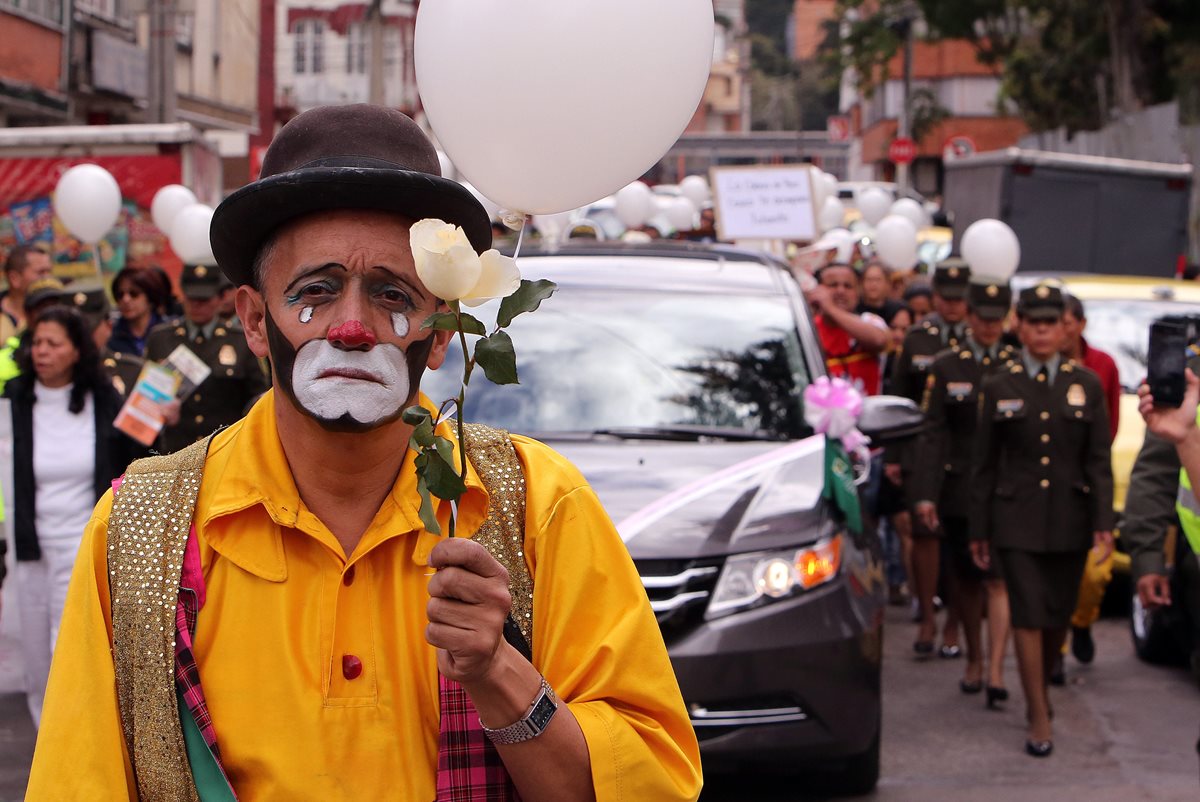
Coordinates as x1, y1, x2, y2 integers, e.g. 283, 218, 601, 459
424, 443, 468, 502
414, 470, 442, 536
422, 311, 487, 336
402, 405, 431, 427
431, 432, 455, 467
497, 279, 557, 328
474, 331, 519, 385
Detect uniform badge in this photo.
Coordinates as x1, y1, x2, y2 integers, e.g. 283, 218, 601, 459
912, 354, 935, 368
947, 382, 973, 397
219, 344, 237, 366
1067, 383, 1086, 406
997, 399, 1024, 414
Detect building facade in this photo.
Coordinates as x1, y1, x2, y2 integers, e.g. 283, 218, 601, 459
274, 0, 417, 116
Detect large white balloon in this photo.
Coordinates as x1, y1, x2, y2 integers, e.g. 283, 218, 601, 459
857, 187, 892, 227
873, 215, 919, 270
961, 218, 1021, 280
53, 163, 122, 243
416, 1, 713, 214
151, 184, 197, 235
614, 181, 655, 229
889, 198, 929, 230
663, 196, 698, 231
819, 196, 846, 232
460, 181, 501, 222
821, 172, 839, 201
169, 203, 217, 266
679, 175, 711, 207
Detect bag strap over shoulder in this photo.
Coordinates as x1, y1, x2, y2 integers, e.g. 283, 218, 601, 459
108, 435, 214, 802
461, 422, 533, 651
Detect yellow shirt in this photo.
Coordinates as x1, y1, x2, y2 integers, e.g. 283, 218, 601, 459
28, 391, 702, 800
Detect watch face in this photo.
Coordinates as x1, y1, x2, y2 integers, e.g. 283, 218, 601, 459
528, 695, 557, 731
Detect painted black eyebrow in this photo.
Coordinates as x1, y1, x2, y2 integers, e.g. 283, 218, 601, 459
365, 265, 429, 304
283, 263, 347, 296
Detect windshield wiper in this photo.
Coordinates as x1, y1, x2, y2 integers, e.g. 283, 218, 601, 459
587, 425, 785, 442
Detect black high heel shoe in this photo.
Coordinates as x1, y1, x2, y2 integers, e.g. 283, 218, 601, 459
1025, 739, 1053, 758
985, 686, 1008, 709
960, 679, 983, 694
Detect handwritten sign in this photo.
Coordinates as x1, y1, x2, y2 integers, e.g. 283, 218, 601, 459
709, 165, 819, 242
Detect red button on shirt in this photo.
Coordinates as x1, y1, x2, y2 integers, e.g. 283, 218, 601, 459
343, 565, 355, 586
342, 654, 363, 680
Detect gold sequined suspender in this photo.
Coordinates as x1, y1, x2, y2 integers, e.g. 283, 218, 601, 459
108, 436, 213, 802
461, 423, 534, 649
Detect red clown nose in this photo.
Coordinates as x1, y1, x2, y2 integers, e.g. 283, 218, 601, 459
327, 320, 377, 350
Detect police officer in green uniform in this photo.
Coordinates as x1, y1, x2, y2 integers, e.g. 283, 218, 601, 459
913, 277, 1016, 701
890, 260, 972, 656
145, 263, 270, 454
970, 284, 1114, 758
60, 281, 144, 399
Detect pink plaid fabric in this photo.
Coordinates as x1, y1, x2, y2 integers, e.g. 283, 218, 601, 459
436, 674, 521, 802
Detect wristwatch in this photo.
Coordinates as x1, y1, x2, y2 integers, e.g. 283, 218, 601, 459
480, 676, 559, 745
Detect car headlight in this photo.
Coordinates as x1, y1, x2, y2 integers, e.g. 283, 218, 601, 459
706, 535, 843, 619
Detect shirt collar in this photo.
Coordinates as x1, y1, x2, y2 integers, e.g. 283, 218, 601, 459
186, 318, 220, 341
1022, 350, 1061, 383
967, 336, 997, 362
195, 390, 490, 580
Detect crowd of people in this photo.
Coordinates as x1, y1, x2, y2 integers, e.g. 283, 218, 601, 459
801, 246, 1124, 757
0, 244, 271, 728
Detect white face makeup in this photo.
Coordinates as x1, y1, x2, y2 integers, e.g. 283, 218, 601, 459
291, 338, 411, 425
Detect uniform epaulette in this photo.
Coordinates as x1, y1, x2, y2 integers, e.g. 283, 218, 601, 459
1010, 364, 1024, 374
1062, 363, 1074, 373
959, 349, 972, 360
927, 325, 940, 336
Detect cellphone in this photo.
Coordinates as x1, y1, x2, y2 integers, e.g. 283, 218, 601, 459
1147, 320, 1189, 408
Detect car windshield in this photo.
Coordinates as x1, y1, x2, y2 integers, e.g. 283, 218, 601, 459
1079, 298, 1200, 391
421, 284, 814, 440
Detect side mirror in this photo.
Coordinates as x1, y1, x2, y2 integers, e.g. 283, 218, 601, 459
859, 395, 925, 444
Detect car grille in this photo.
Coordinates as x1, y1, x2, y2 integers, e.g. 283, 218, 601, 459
635, 558, 722, 641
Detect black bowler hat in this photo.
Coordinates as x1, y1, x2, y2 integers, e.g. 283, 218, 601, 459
967, 279, 1012, 321
210, 104, 492, 287
1017, 284, 1065, 321
931, 258, 970, 300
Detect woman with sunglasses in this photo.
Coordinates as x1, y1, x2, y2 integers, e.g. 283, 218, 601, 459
106, 267, 167, 356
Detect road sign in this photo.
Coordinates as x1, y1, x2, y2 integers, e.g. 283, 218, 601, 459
888, 137, 916, 165
942, 134, 978, 162
827, 115, 850, 143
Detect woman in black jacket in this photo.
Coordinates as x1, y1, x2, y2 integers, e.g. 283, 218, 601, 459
4, 305, 134, 727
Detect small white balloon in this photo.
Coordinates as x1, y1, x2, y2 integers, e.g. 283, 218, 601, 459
169, 203, 217, 266
857, 187, 892, 227
679, 175, 711, 207
532, 210, 574, 242
873, 215, 919, 270
819, 196, 846, 232
151, 184, 198, 235
663, 196, 698, 231
821, 172, 839, 200
962, 218, 1021, 280
889, 198, 929, 230
614, 181, 655, 229
53, 163, 123, 243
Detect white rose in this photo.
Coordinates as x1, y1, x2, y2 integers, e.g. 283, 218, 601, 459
462, 250, 521, 307
411, 218, 481, 301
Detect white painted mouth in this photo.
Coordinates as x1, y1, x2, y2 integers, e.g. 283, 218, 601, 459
293, 338, 410, 425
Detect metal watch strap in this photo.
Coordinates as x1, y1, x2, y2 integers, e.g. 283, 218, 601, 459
480, 676, 559, 745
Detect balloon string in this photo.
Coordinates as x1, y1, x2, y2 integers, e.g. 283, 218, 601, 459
512, 214, 529, 261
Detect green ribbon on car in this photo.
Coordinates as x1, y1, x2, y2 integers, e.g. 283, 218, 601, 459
823, 438, 863, 535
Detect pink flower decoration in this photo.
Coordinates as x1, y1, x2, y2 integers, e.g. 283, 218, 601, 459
804, 376, 868, 450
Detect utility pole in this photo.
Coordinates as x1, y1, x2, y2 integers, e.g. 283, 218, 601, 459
895, 13, 914, 195
147, 0, 178, 122
367, 0, 385, 105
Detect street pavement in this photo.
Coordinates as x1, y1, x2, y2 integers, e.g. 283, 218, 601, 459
1, 588, 1197, 800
